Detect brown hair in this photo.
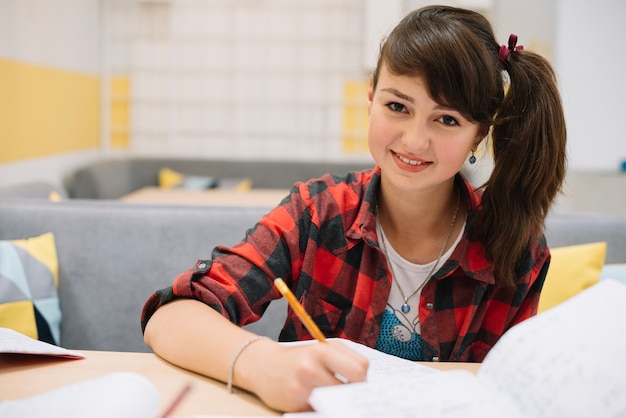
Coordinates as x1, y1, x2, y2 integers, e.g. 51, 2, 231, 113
372, 6, 567, 285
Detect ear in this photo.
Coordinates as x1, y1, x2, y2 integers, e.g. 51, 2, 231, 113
476, 125, 490, 144
367, 78, 374, 117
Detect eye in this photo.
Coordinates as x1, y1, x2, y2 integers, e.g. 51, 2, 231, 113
385, 102, 407, 113
438, 115, 459, 126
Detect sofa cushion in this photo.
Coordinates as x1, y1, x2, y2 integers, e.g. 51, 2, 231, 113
0, 232, 61, 345
545, 212, 626, 264
67, 158, 375, 198
538, 242, 606, 312
0, 199, 278, 351
0, 181, 67, 199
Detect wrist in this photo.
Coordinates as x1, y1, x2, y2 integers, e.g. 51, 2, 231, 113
227, 335, 273, 393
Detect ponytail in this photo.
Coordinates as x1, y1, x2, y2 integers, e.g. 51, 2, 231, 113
470, 38, 567, 284
374, 6, 567, 286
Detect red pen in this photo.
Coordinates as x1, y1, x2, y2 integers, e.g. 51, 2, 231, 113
159, 383, 191, 418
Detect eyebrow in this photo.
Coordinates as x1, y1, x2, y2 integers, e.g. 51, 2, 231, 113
381, 88, 414, 104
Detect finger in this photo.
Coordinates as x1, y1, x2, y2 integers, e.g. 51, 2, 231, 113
321, 340, 369, 384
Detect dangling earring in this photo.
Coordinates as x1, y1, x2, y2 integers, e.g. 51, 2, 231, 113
469, 150, 477, 165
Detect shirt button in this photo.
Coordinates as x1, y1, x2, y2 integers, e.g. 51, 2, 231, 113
426, 302, 434, 310
197, 263, 207, 269
432, 356, 440, 362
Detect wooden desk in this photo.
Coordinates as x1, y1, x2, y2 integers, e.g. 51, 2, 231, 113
120, 187, 290, 207
0, 351, 279, 416
0, 351, 480, 416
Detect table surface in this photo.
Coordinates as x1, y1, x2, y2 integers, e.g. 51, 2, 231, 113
0, 350, 481, 416
120, 187, 290, 207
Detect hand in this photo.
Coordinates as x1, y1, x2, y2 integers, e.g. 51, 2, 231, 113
236, 339, 369, 412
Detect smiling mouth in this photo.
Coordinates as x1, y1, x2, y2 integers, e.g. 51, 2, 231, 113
395, 152, 427, 166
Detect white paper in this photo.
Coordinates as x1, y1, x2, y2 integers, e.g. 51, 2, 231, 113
332, 338, 439, 380
0, 327, 84, 358
478, 279, 626, 418
0, 372, 160, 418
307, 280, 626, 418
309, 370, 521, 418
282, 338, 439, 381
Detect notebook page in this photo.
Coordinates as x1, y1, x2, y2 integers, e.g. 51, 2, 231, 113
0, 372, 160, 418
304, 339, 515, 418
309, 369, 521, 418
332, 338, 439, 380
0, 327, 84, 358
282, 338, 438, 381
478, 279, 626, 418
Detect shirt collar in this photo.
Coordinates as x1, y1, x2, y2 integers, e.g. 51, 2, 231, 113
348, 168, 495, 285
345, 167, 381, 247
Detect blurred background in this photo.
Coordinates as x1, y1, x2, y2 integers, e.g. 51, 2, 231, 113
1, 0, 625, 212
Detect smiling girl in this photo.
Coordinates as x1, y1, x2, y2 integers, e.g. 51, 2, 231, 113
142, 5, 567, 412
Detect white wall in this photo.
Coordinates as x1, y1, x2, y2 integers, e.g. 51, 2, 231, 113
0, 0, 99, 72
104, 0, 369, 163
555, 0, 626, 171
1, 0, 624, 192
0, 0, 102, 189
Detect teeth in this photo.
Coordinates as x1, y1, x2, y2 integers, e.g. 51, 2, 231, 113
397, 154, 424, 166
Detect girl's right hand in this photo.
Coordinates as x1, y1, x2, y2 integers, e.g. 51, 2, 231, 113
234, 338, 369, 412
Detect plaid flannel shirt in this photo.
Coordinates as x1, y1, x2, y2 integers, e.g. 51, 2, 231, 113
141, 167, 550, 362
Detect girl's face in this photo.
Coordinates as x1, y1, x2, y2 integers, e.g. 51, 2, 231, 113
368, 64, 486, 194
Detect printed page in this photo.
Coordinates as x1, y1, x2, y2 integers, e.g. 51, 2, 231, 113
334, 338, 439, 380
0, 372, 159, 418
282, 338, 439, 382
0, 327, 84, 358
309, 369, 521, 418
478, 279, 626, 418
292, 339, 514, 418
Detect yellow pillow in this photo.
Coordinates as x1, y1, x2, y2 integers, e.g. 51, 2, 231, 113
48, 191, 63, 202
220, 177, 253, 191
158, 167, 186, 188
538, 242, 606, 312
0, 232, 61, 345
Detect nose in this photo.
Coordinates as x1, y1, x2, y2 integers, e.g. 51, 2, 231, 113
402, 118, 430, 153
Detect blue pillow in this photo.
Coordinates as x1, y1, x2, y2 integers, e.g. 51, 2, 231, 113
181, 175, 218, 190
0, 232, 61, 345
600, 263, 626, 286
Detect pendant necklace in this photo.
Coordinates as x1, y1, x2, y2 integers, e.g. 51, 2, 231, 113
377, 192, 460, 314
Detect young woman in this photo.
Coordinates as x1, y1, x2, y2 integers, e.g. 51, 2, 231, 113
141, 5, 566, 412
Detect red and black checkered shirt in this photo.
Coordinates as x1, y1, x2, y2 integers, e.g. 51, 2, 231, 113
141, 167, 550, 362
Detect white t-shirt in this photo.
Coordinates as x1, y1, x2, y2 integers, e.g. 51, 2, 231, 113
374, 219, 465, 360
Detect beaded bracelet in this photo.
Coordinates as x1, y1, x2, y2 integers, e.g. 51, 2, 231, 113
227, 335, 271, 393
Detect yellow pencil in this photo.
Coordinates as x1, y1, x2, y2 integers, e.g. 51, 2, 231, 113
274, 278, 326, 342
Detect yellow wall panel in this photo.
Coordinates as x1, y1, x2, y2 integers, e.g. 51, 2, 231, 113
109, 75, 130, 149
341, 79, 370, 155
0, 58, 100, 163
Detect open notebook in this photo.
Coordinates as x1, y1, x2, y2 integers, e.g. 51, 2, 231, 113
0, 327, 84, 358
0, 372, 160, 418
309, 279, 626, 418
0, 328, 159, 418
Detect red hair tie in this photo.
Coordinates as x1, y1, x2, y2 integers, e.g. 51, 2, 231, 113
499, 34, 524, 64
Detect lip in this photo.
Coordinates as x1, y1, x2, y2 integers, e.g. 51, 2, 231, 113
392, 151, 431, 172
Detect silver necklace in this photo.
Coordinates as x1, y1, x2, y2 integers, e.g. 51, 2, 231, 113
377, 192, 460, 314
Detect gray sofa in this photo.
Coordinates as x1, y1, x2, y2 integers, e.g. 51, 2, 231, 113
1, 197, 625, 352
0, 181, 67, 199
65, 158, 375, 199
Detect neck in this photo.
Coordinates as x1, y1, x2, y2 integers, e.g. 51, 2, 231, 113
377, 180, 463, 264
379, 177, 459, 232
